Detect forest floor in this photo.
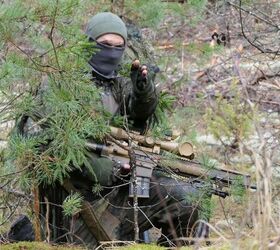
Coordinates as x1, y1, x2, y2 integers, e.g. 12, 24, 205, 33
146, 1, 279, 249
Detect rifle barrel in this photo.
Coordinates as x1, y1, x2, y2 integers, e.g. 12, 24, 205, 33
161, 157, 254, 189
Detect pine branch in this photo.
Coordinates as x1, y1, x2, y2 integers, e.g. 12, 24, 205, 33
48, 0, 61, 71
8, 39, 61, 73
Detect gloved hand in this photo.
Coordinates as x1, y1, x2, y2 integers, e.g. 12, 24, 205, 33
130, 60, 157, 95
113, 161, 131, 178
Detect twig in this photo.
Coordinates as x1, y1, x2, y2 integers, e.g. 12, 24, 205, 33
0, 92, 24, 115
237, 0, 280, 55
191, 219, 229, 242
48, 0, 61, 71
0, 197, 22, 226
218, 197, 235, 235
137, 206, 175, 247
0, 164, 32, 178
0, 179, 13, 189
130, 147, 139, 242
250, 71, 280, 85
33, 186, 41, 241
122, 95, 139, 242
227, 1, 280, 29
0, 187, 33, 199
8, 39, 61, 73
44, 196, 50, 243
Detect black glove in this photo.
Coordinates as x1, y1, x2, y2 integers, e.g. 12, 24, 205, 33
130, 60, 158, 95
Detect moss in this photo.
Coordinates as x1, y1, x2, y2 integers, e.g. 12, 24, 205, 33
121, 244, 166, 250
0, 239, 263, 250
1, 242, 85, 250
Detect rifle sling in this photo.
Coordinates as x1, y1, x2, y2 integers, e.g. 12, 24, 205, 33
62, 179, 111, 242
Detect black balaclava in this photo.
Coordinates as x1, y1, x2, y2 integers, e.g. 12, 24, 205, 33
88, 41, 125, 79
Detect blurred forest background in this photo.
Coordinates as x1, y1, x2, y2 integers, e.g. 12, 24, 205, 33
0, 0, 279, 249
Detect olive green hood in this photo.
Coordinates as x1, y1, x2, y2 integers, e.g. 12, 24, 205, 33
85, 12, 127, 44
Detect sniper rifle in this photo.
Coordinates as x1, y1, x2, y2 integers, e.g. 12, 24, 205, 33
86, 127, 256, 198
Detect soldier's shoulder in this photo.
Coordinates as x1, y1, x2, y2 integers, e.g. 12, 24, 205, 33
122, 19, 156, 65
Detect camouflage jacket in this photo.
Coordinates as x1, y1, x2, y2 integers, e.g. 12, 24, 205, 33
96, 73, 157, 124
85, 70, 158, 186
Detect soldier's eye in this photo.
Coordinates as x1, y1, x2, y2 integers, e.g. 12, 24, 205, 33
99, 41, 124, 48
100, 42, 112, 46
